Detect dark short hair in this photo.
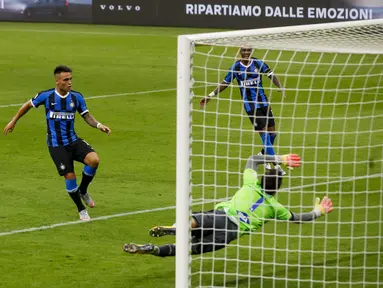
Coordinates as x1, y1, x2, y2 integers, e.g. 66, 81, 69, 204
261, 169, 283, 196
54, 65, 72, 75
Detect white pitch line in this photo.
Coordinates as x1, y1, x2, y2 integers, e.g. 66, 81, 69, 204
0, 87, 176, 109
0, 173, 381, 237
1, 88, 381, 109
193, 173, 383, 203
0, 205, 177, 237
0, 28, 177, 38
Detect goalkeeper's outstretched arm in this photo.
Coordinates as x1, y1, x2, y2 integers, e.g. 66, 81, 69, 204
289, 196, 334, 222
245, 154, 301, 171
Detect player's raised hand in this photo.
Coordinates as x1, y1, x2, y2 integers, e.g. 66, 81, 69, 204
98, 124, 111, 136
200, 97, 211, 109
314, 196, 333, 217
4, 120, 16, 136
281, 154, 300, 167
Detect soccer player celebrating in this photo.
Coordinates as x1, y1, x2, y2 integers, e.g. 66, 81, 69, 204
3, 65, 111, 221
200, 46, 287, 175
123, 153, 334, 257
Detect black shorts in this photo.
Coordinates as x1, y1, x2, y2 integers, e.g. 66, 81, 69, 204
48, 138, 95, 176
247, 106, 275, 130
191, 210, 239, 255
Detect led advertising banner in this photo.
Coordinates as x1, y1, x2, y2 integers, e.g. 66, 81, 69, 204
1, 0, 381, 27
0, 0, 92, 23
92, 0, 382, 29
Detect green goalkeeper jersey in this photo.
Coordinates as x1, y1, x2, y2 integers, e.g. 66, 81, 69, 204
215, 168, 291, 232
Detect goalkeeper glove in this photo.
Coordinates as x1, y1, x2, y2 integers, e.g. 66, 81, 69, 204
313, 196, 333, 218
280, 154, 301, 167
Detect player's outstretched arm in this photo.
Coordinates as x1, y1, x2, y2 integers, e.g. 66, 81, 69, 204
289, 196, 334, 222
3, 100, 33, 135
245, 154, 301, 171
200, 81, 230, 108
82, 113, 111, 135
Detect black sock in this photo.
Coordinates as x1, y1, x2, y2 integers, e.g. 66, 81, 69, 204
79, 172, 94, 195
69, 190, 86, 212
157, 244, 176, 257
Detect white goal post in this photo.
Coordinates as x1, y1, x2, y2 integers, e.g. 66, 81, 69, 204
176, 19, 383, 288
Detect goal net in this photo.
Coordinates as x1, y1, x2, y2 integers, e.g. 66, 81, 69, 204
176, 19, 383, 288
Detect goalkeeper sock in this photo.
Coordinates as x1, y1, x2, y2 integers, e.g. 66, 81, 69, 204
79, 166, 97, 195
157, 244, 176, 257
66, 179, 85, 212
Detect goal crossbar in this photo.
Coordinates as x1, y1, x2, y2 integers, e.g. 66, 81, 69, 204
183, 19, 383, 54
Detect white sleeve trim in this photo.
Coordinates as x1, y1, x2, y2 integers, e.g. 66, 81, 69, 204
80, 109, 89, 116
223, 80, 230, 83
30, 99, 36, 108
267, 71, 274, 77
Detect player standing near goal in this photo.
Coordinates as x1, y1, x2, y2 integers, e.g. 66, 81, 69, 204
200, 46, 287, 175
123, 153, 334, 257
3, 65, 111, 221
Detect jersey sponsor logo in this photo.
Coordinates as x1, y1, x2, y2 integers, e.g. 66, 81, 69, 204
237, 211, 250, 224
49, 111, 75, 120
241, 78, 259, 86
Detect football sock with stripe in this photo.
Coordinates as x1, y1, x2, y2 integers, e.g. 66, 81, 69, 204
79, 165, 97, 195
66, 178, 85, 212
261, 133, 276, 155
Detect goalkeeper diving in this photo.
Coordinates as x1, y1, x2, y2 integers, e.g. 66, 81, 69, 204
123, 153, 333, 257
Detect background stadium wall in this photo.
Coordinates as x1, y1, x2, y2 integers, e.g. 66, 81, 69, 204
0, 0, 381, 29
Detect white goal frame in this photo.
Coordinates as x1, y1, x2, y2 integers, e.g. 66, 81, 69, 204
176, 18, 383, 288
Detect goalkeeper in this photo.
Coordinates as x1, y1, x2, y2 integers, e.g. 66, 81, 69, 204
123, 153, 333, 257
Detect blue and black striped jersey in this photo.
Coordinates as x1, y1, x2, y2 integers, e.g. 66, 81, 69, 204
31, 89, 88, 147
223, 57, 273, 111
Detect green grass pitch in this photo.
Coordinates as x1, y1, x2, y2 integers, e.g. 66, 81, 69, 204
0, 22, 382, 288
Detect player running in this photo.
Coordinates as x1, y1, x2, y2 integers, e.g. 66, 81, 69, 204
4, 65, 111, 221
123, 153, 333, 257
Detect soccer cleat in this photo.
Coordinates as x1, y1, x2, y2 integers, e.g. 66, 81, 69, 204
275, 165, 287, 176
123, 243, 157, 255
81, 193, 95, 208
149, 226, 176, 238
79, 209, 90, 221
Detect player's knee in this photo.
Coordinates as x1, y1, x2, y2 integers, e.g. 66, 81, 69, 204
85, 152, 100, 167
92, 155, 100, 167
64, 172, 76, 180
